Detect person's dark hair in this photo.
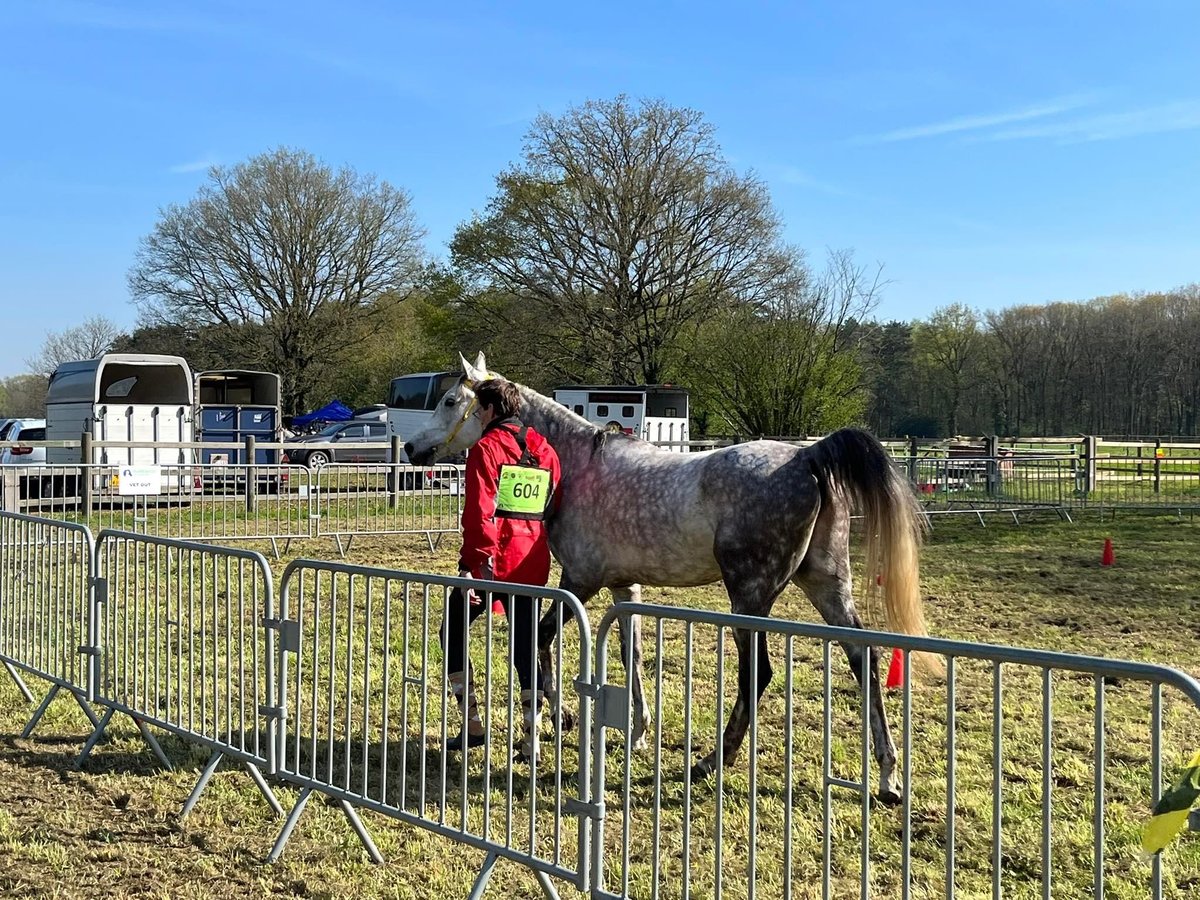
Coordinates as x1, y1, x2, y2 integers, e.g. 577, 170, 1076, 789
475, 378, 521, 418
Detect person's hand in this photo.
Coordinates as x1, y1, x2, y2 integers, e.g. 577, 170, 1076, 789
458, 568, 483, 606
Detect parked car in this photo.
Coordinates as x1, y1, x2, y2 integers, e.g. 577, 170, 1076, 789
283, 419, 389, 468
0, 418, 48, 499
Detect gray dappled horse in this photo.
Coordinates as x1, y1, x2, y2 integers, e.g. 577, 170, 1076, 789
406, 352, 933, 804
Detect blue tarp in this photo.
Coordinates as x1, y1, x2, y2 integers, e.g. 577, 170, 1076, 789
293, 399, 355, 428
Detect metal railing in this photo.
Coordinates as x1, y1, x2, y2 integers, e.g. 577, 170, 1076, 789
589, 602, 1200, 900
0, 510, 101, 736
80, 530, 284, 819
3, 513, 1200, 897
0, 461, 466, 556
308, 462, 465, 553
267, 561, 595, 895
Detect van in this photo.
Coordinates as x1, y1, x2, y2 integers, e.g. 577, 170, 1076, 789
385, 371, 458, 461
552, 384, 691, 449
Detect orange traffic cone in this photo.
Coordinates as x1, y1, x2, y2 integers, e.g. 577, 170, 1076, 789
1101, 537, 1115, 567
885, 648, 904, 690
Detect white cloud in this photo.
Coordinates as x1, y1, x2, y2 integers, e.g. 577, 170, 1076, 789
775, 166, 850, 197
168, 157, 218, 175
854, 95, 1096, 144
984, 100, 1200, 143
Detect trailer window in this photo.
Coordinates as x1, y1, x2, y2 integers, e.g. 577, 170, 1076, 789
105, 376, 137, 398
622, 406, 634, 418
574, 405, 583, 415
596, 405, 609, 417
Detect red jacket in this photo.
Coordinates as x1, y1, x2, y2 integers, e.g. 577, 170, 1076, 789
459, 418, 561, 585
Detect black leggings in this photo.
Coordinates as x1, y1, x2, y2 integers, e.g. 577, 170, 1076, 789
441, 587, 542, 693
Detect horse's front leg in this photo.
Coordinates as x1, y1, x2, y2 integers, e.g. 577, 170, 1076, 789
613, 584, 651, 752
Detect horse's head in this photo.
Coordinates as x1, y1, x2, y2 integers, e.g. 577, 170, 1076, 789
404, 351, 498, 465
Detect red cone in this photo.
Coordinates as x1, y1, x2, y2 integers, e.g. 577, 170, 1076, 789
1101, 537, 1115, 567
885, 648, 904, 690
492, 598, 506, 615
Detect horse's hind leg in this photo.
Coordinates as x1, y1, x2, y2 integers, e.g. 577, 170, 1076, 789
691, 626, 773, 780
613, 584, 650, 751
795, 565, 901, 806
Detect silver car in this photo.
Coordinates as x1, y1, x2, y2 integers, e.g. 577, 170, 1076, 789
284, 419, 389, 469
1, 418, 48, 500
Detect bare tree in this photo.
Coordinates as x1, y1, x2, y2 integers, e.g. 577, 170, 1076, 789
128, 147, 426, 413
451, 96, 795, 385
26, 315, 122, 376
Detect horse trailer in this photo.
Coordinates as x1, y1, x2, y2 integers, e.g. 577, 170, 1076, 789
46, 353, 195, 467
195, 370, 282, 465
552, 384, 690, 447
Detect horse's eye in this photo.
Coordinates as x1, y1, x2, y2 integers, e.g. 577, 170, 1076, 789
444, 397, 456, 407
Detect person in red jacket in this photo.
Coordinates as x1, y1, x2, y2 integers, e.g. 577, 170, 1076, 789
442, 378, 561, 758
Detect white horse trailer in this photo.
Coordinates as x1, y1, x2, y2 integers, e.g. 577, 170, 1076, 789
552, 384, 690, 449
46, 353, 195, 467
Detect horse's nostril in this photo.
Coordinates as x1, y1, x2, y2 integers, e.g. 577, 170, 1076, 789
403, 442, 415, 459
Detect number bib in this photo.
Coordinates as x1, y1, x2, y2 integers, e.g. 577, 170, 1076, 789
495, 464, 552, 520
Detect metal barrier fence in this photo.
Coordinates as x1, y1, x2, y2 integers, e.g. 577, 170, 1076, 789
308, 462, 465, 553
0, 510, 101, 736
589, 602, 1200, 900
79, 530, 283, 819
267, 560, 595, 896
0, 461, 466, 555
907, 455, 1071, 522
4, 515, 1200, 897
1086, 455, 1200, 513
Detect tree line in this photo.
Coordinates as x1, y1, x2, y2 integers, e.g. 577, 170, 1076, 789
5, 96, 1197, 439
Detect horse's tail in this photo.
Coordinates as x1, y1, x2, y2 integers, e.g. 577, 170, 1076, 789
808, 428, 941, 676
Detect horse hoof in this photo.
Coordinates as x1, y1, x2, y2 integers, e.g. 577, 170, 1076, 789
877, 787, 902, 808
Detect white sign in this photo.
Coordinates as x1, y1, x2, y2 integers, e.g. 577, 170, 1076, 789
118, 465, 163, 495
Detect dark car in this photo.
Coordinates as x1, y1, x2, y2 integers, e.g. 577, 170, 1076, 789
283, 419, 389, 469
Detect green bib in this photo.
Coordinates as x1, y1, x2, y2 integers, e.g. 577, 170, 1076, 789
496, 464, 552, 520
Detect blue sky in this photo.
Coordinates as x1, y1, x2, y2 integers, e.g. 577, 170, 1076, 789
2, 0, 1198, 377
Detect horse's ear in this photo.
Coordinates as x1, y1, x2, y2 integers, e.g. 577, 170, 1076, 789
460, 351, 488, 383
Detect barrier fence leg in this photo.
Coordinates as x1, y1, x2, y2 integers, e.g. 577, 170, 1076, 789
19, 683, 61, 738
533, 869, 561, 900
267, 786, 314, 863
77, 706, 116, 766
339, 799, 384, 864
3, 661, 35, 704
134, 716, 174, 771
180, 750, 224, 820
467, 852, 500, 900
72, 691, 104, 730
244, 762, 285, 816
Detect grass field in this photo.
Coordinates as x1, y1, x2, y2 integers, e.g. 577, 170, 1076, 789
1, 514, 1199, 898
